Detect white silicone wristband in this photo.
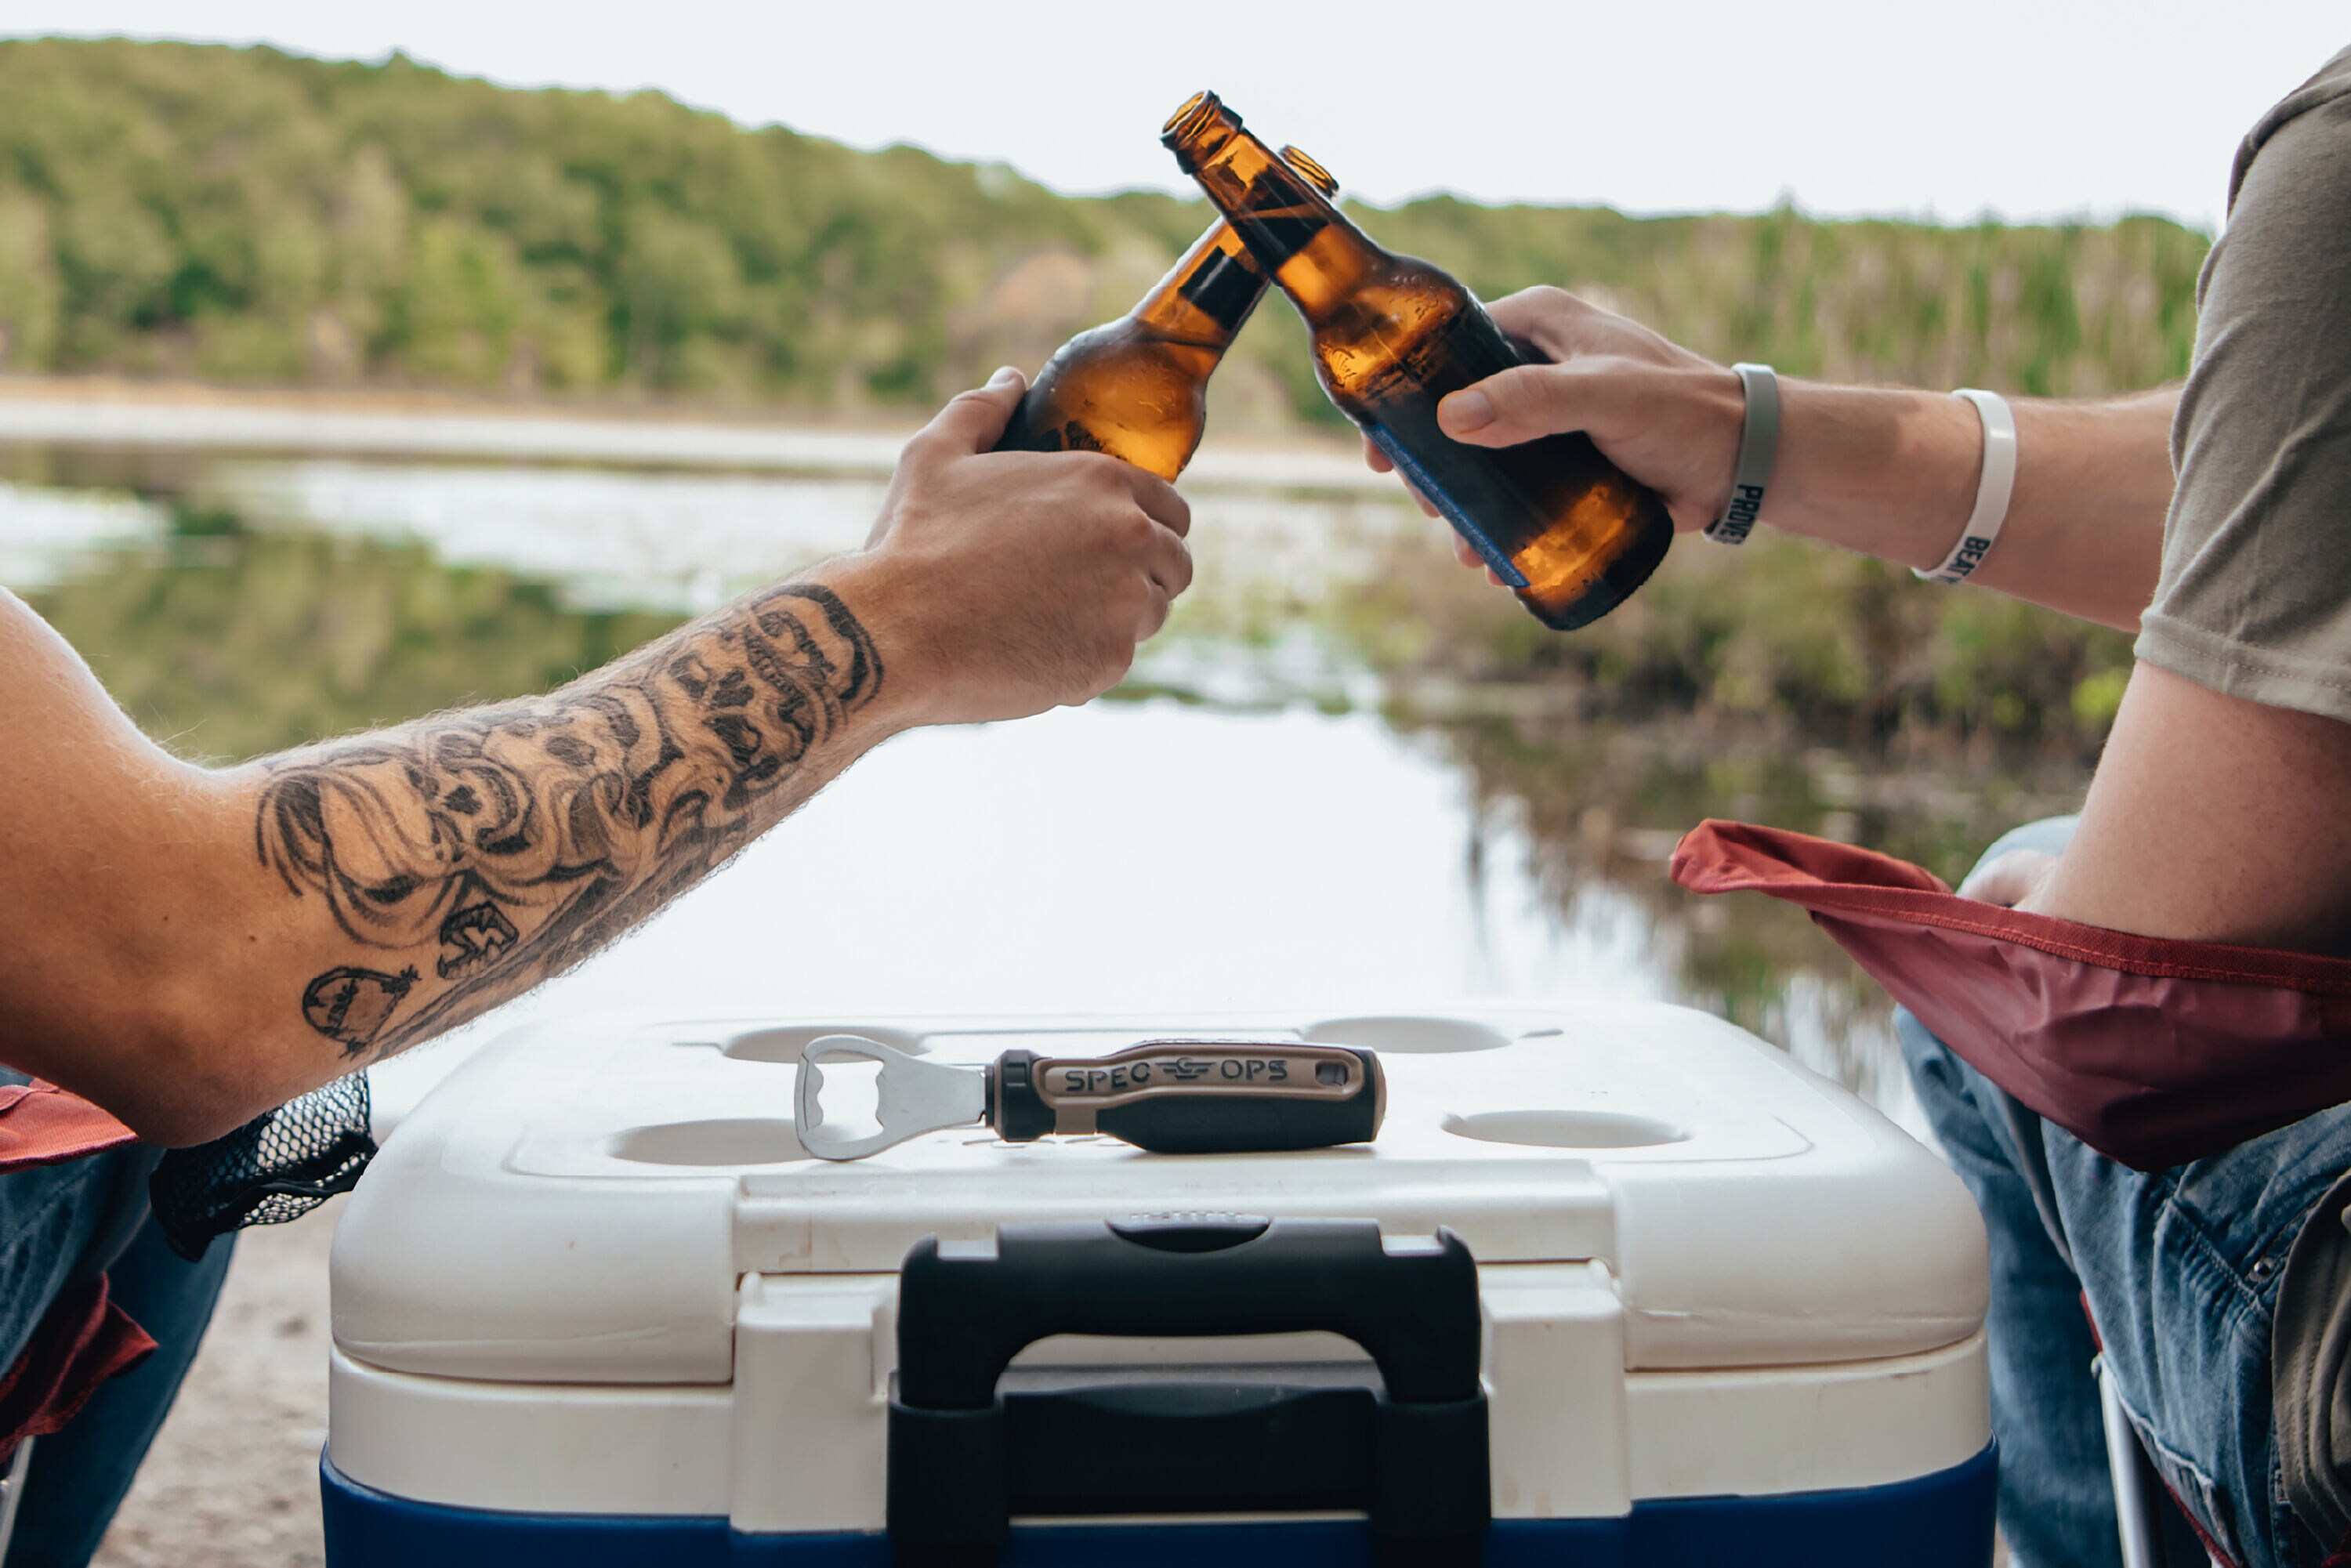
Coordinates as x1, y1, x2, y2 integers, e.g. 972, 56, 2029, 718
1916, 389, 2017, 585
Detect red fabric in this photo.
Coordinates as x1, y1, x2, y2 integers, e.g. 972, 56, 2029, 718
1670, 820, 2351, 1172
0, 1081, 135, 1171
0, 1081, 150, 1458
0, 1276, 154, 1458
2184, 1508, 2244, 1568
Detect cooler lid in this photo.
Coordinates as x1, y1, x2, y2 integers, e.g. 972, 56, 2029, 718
329, 1004, 1986, 1383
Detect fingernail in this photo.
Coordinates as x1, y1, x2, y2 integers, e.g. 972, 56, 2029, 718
1442, 389, 1494, 433
987, 365, 1021, 386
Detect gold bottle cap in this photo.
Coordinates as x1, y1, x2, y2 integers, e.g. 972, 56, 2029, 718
1278, 146, 1339, 197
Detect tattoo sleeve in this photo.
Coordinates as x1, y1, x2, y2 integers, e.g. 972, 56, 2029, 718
254, 582, 883, 1060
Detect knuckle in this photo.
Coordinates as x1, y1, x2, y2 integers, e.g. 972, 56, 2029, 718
924, 397, 983, 437
1074, 452, 1129, 490
1119, 509, 1160, 551
1085, 507, 1152, 559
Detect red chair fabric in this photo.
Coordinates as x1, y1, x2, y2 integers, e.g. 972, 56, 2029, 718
1670, 820, 2351, 1172
0, 1083, 151, 1457
0, 1081, 136, 1171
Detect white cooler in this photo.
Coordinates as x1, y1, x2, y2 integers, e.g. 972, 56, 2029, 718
321, 1003, 1994, 1566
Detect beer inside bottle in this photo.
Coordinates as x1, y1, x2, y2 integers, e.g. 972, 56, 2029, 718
994, 147, 1339, 482
1163, 92, 1673, 631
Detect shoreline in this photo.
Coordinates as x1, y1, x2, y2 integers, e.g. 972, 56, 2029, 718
0, 375, 1382, 491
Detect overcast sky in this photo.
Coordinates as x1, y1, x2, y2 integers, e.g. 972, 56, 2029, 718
6, 2, 2345, 227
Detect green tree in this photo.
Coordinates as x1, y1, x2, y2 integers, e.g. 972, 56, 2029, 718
0, 37, 2208, 422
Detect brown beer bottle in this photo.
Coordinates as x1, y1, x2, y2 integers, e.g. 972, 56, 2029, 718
994, 147, 1339, 482
1163, 92, 1672, 630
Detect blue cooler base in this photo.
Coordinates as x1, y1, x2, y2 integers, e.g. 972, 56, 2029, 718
323, 1445, 1996, 1566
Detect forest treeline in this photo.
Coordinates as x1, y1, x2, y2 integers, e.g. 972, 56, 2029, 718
0, 38, 2209, 430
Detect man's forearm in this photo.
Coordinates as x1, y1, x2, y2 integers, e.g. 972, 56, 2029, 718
12, 567, 910, 1144
228, 572, 899, 1071
1764, 384, 2177, 631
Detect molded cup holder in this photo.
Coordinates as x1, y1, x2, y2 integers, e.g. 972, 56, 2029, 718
1442, 1110, 1687, 1150
719, 1026, 924, 1064
1299, 1016, 1511, 1053
608, 1117, 810, 1166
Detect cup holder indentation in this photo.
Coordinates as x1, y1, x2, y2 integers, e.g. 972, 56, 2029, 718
1299, 1016, 1510, 1053
1441, 1110, 1686, 1150
608, 1118, 809, 1167
720, 1026, 924, 1064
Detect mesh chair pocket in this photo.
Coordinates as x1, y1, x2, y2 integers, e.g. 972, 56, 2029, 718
148, 1074, 375, 1261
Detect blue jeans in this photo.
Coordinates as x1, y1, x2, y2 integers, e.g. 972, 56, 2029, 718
0, 1081, 235, 1568
1900, 817, 2350, 1568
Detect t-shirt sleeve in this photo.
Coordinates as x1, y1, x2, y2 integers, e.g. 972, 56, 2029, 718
2135, 47, 2351, 724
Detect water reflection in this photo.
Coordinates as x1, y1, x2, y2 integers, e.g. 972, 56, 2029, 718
2, 442, 2092, 1136
27, 522, 685, 762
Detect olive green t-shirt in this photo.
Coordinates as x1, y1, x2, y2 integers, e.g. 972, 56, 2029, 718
2136, 44, 2351, 719
2201, 44, 2351, 1548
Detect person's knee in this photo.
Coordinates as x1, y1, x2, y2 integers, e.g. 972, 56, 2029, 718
1893, 1005, 1958, 1083
1971, 814, 2079, 882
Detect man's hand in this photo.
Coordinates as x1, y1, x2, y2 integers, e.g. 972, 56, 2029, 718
1363, 288, 1745, 578
1437, 288, 1746, 534
1958, 850, 2059, 913
848, 366, 1193, 726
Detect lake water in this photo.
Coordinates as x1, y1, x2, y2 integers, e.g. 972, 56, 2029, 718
0, 414, 2094, 1139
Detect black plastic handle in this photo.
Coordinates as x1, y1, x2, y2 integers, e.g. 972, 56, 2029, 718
888, 1217, 1487, 1566
991, 1042, 1385, 1154
898, 1215, 1474, 1408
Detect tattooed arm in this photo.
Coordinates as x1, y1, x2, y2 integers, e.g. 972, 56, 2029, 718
0, 369, 1193, 1144
247, 579, 889, 1061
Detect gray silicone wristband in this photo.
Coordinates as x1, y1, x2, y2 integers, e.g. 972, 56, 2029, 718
1704, 363, 1779, 545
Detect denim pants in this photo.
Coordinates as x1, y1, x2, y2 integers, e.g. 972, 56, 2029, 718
0, 1079, 235, 1568
1900, 817, 2351, 1568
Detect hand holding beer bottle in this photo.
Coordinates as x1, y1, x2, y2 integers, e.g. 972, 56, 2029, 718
1163, 92, 1674, 631
995, 147, 1340, 483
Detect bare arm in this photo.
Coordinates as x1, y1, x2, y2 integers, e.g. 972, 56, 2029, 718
1413, 296, 2351, 954
1970, 662, 2351, 954
1370, 286, 2177, 632
0, 371, 1195, 1144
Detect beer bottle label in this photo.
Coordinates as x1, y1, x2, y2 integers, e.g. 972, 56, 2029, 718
1364, 422, 1533, 589
1177, 248, 1265, 333
1230, 191, 1324, 269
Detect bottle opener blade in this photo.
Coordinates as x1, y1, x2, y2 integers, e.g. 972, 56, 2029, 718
795, 1034, 987, 1161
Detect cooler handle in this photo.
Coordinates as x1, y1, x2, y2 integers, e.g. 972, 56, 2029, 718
886, 1217, 1488, 1566
896, 1215, 1480, 1408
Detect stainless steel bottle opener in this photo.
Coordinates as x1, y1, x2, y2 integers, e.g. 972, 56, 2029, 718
793, 1034, 1384, 1161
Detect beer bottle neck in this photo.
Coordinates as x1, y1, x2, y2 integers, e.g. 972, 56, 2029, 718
1184, 129, 1384, 323
1129, 222, 1266, 347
